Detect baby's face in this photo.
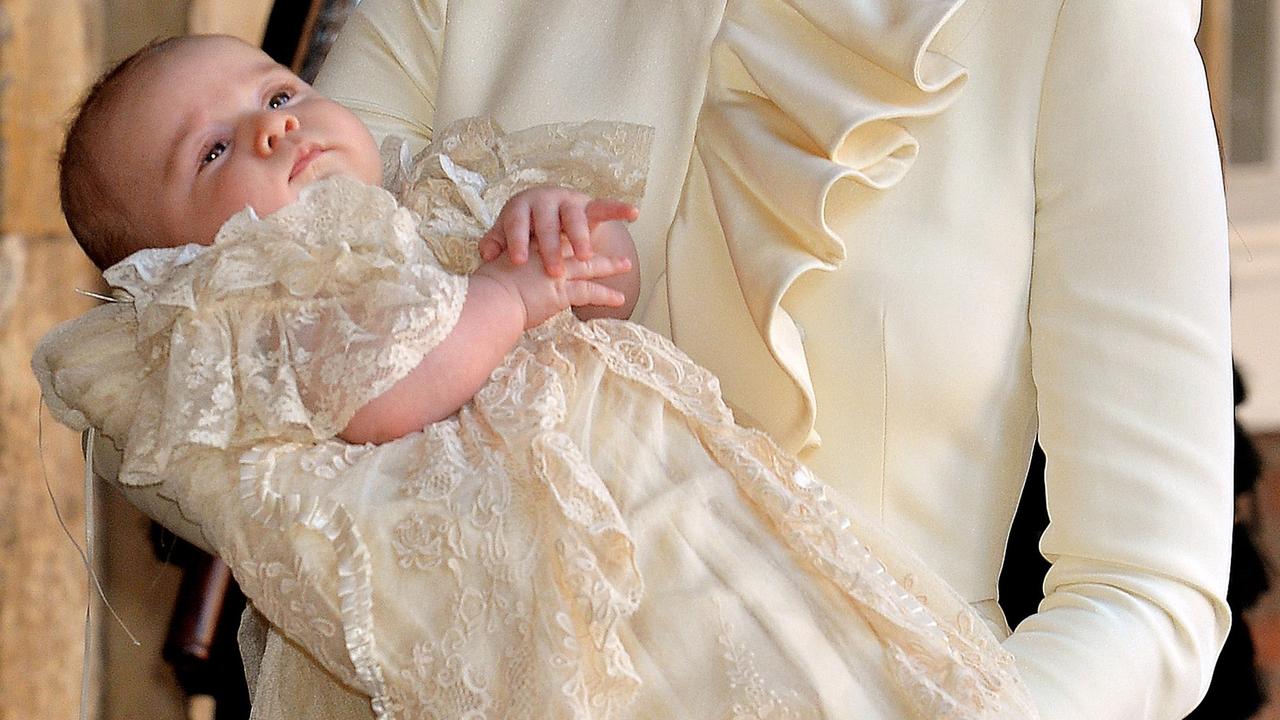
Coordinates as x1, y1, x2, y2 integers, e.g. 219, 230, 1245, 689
97, 35, 382, 251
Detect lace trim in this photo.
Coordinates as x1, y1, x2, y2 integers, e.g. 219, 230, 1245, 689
471, 334, 646, 714
530, 432, 643, 709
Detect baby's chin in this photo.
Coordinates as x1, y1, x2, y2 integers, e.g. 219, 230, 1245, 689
291, 152, 381, 190
250, 174, 383, 220
287, 172, 377, 204
199, 173, 385, 248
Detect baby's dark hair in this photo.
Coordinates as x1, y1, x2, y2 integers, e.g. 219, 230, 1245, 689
59, 37, 182, 270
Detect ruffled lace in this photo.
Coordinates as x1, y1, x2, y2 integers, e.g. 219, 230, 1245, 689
99, 177, 466, 486
668, 0, 972, 450
237, 444, 387, 710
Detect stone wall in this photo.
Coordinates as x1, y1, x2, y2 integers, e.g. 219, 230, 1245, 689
0, 1, 105, 718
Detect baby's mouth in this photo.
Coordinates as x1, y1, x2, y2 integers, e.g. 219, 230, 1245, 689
289, 146, 324, 181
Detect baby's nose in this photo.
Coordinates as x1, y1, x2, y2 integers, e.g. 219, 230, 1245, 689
255, 114, 300, 156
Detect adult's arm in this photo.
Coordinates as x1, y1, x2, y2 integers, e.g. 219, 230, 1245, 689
313, 0, 445, 147
1014, 1, 1233, 717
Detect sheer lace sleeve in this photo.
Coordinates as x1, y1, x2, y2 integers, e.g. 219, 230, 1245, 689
389, 117, 652, 274
101, 177, 466, 486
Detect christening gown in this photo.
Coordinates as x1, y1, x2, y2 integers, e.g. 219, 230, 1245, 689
33, 120, 1037, 719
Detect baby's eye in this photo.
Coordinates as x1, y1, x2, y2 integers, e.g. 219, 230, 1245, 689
200, 140, 228, 167
268, 91, 292, 110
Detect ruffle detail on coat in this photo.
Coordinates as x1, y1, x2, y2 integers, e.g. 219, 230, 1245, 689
669, 0, 971, 450
98, 177, 467, 485
392, 117, 652, 274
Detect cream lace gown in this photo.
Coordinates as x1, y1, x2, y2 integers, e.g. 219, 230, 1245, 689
34, 121, 1036, 719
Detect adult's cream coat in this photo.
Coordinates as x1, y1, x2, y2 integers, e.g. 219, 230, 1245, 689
312, 0, 1232, 717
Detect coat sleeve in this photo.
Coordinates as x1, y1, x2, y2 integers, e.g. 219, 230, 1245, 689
312, 0, 448, 149
1011, 1, 1234, 717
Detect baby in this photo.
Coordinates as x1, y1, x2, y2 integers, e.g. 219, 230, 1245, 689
60, 34, 642, 445
41, 35, 1036, 720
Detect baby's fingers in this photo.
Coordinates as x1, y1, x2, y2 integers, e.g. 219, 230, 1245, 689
478, 226, 506, 262
532, 201, 566, 276
585, 199, 639, 227
564, 280, 626, 308
499, 200, 533, 264
560, 201, 592, 261
563, 254, 632, 281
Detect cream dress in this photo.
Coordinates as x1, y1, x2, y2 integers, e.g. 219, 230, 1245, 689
35, 122, 1036, 719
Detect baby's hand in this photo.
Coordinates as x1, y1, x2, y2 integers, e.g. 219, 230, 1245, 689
474, 245, 633, 329
478, 186, 638, 277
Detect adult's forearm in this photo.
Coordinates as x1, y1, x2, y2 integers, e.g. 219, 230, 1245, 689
1005, 560, 1228, 719
1022, 1, 1233, 715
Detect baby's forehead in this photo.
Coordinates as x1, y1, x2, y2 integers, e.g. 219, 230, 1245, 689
140, 36, 284, 86
102, 37, 290, 136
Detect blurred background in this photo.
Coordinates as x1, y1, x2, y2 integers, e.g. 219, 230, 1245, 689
0, 0, 1277, 718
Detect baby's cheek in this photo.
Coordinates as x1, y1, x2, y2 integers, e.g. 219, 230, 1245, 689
219, 175, 295, 221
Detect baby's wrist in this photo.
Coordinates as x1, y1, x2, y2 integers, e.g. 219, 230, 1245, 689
470, 265, 531, 330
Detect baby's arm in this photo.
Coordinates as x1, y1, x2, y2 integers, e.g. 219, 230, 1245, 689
338, 239, 630, 445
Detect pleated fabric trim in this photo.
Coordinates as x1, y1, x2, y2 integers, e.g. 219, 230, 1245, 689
239, 444, 393, 717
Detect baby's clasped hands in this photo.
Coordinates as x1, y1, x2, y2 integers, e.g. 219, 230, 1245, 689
478, 185, 639, 277
473, 245, 632, 329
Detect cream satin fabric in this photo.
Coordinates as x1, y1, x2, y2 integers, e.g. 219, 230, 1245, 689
311, 1, 1230, 718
